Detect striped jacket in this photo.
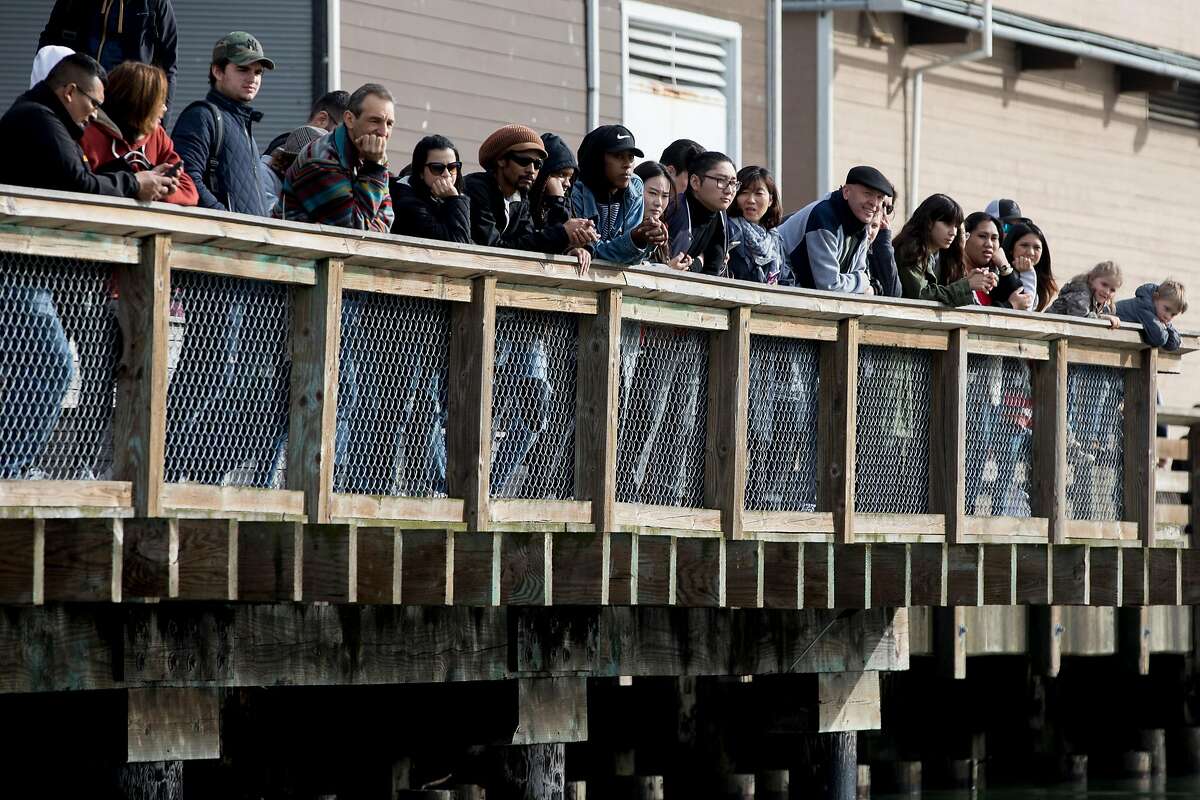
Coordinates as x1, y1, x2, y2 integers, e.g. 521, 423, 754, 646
274, 124, 393, 232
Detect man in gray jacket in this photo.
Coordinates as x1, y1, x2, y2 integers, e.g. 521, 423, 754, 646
776, 166, 894, 295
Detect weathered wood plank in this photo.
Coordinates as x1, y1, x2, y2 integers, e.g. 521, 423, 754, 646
1122, 548, 1148, 606
834, 544, 868, 609
1066, 346, 1140, 368
621, 297, 729, 330
176, 518, 237, 601
0, 223, 138, 263
113, 233, 170, 516
0, 479, 132, 510
725, 540, 762, 609
1125, 349, 1158, 545
302, 523, 355, 603
447, 276, 496, 532
859, 326, 948, 350
551, 533, 606, 606
967, 334, 1050, 361
747, 314, 838, 341
287, 257, 343, 524
400, 530, 452, 605
706, 306, 750, 539
817, 670, 882, 732
946, 544, 982, 606
931, 329, 968, 543
1052, 545, 1089, 605
501, 532, 548, 606
127, 687, 221, 762
122, 518, 171, 601
637, 535, 673, 606
340, 264, 472, 301
1148, 547, 1180, 606
1032, 339, 1068, 543
329, 494, 464, 524
982, 544, 1015, 606
762, 540, 801, 609
1089, 546, 1122, 607
870, 544, 908, 608
1015, 544, 1050, 605
237, 521, 302, 602
159, 484, 304, 518
496, 285, 598, 315
43, 518, 121, 602
909, 543, 946, 606
0, 519, 42, 604
676, 537, 721, 607
575, 289, 621, 532
819, 319, 859, 544
454, 532, 499, 606
171, 244, 316, 284
513, 677, 589, 744
356, 525, 399, 604
803, 542, 833, 609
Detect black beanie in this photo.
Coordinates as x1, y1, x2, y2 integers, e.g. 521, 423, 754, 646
540, 132, 577, 175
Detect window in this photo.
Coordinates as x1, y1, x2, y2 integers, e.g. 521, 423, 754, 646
622, 0, 742, 165
1150, 82, 1200, 130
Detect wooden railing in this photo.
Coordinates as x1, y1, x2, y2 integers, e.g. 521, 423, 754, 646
0, 185, 1196, 559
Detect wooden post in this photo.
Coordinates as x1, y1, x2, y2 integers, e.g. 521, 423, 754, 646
1032, 338, 1068, 543
116, 761, 184, 800
127, 687, 220, 762
495, 743, 566, 800
576, 289, 621, 532
706, 306, 751, 540
1119, 606, 1151, 675
930, 328, 967, 542
448, 276, 497, 532
287, 257, 343, 524
1125, 348, 1158, 546
1029, 605, 1062, 677
113, 233, 170, 517
934, 606, 967, 680
1189, 425, 1200, 548
820, 318, 860, 544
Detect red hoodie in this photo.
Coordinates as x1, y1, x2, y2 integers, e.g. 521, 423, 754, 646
79, 111, 198, 206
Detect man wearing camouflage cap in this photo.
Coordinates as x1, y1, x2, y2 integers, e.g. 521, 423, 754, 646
172, 31, 275, 216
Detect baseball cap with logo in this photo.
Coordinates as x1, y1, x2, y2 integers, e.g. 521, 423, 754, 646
586, 125, 645, 158
212, 32, 275, 70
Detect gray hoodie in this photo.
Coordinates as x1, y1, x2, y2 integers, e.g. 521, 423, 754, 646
1116, 283, 1181, 351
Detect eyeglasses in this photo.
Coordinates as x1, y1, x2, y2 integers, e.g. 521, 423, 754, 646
426, 161, 462, 176
701, 174, 741, 192
72, 83, 102, 110
506, 153, 544, 169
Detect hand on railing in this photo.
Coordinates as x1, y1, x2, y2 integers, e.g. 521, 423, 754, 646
569, 247, 591, 276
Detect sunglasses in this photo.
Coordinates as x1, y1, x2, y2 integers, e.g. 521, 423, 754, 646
426, 161, 462, 175
505, 152, 544, 169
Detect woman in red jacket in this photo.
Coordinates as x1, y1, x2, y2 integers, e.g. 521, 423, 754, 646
80, 61, 197, 206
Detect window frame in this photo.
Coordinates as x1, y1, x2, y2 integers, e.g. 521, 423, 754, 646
620, 0, 743, 165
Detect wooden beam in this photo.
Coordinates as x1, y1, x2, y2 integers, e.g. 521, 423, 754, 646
1125, 349, 1158, 545
122, 518, 172, 601
1031, 339, 1068, 543
763, 540, 801, 609
399, 530, 453, 605
1118, 66, 1179, 94
176, 518, 237, 600
931, 328, 968, 542
302, 523, 355, 603
448, 276, 497, 531
946, 544, 982, 606
0, 519, 42, 605
1051, 545, 1089, 605
818, 670, 882, 732
286, 257, 343, 524
1118, 606, 1151, 675
576, 289, 622, 532
1189, 425, 1200, 548
726, 539, 763, 609
127, 687, 220, 762
870, 543, 908, 608
501, 532, 550, 606
706, 306, 751, 539
113, 233, 170, 517
1017, 43, 1081, 71
552, 532, 607, 605
1029, 606, 1062, 677
833, 544, 869, 609
237, 521, 302, 602
934, 606, 967, 679
356, 525, 399, 604
43, 518, 121, 602
513, 677, 588, 745
819, 318, 860, 544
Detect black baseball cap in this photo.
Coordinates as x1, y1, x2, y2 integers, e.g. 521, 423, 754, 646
845, 165, 894, 197
986, 199, 1023, 222
586, 124, 644, 157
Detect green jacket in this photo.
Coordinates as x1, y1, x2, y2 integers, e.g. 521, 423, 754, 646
899, 252, 973, 306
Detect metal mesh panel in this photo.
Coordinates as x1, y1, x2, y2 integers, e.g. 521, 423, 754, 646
490, 308, 578, 499
0, 253, 117, 480
745, 335, 820, 511
616, 321, 709, 507
965, 355, 1034, 517
1066, 364, 1125, 521
334, 291, 450, 497
164, 271, 292, 488
855, 346, 931, 514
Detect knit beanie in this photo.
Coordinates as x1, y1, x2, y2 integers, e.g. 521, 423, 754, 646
540, 132, 577, 175
479, 124, 547, 170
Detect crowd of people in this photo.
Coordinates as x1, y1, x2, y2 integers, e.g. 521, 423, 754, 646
0, 24, 1191, 500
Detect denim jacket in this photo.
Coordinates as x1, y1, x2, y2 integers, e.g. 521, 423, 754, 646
570, 174, 648, 264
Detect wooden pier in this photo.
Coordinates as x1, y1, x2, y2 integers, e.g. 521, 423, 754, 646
1, 185, 1199, 797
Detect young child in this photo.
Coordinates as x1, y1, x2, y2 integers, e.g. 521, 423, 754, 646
1116, 279, 1187, 351
1046, 260, 1123, 328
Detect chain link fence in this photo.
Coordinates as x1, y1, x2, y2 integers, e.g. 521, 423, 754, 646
855, 346, 931, 514
164, 271, 292, 488
490, 308, 578, 499
616, 321, 709, 508
0, 253, 117, 480
1066, 364, 1125, 521
745, 335, 820, 511
334, 291, 450, 497
965, 355, 1034, 517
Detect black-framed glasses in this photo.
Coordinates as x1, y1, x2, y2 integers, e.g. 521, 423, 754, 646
701, 174, 740, 192
506, 152, 544, 169
426, 161, 462, 175
72, 83, 102, 110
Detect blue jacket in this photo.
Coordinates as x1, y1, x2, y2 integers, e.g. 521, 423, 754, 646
1117, 283, 1182, 351
171, 90, 267, 216
571, 174, 647, 264
775, 191, 871, 294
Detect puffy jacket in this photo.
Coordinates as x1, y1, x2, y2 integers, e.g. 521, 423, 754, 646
79, 109, 197, 205
775, 191, 871, 294
464, 171, 568, 253
1117, 283, 1182, 350
171, 89, 266, 216
570, 174, 647, 264
391, 174, 472, 244
39, 0, 178, 108
275, 124, 392, 232
726, 216, 793, 286
1047, 276, 1113, 319
0, 82, 138, 197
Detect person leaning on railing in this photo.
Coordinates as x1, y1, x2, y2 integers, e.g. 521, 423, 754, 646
664, 150, 738, 276
390, 134, 471, 244
894, 193, 977, 305
0, 53, 176, 201
726, 165, 793, 286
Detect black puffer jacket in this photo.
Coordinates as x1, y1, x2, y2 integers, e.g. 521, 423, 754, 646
171, 90, 266, 216
390, 174, 472, 244
39, 0, 178, 107
464, 171, 569, 253
0, 82, 138, 197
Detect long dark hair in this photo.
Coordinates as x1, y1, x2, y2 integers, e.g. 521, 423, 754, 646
1004, 221, 1056, 311
893, 193, 965, 285
728, 165, 781, 229
959, 212, 1004, 279
409, 135, 464, 196
634, 161, 675, 261
529, 167, 574, 228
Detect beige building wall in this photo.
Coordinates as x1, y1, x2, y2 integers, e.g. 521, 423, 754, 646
994, 1, 1200, 56
821, 10, 1200, 402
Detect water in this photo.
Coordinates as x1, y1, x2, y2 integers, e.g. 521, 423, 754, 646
874, 776, 1200, 799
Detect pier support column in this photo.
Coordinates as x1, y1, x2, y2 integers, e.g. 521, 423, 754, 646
117, 760, 183, 800
493, 743, 566, 800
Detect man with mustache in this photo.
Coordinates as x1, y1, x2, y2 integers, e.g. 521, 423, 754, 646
172, 31, 274, 216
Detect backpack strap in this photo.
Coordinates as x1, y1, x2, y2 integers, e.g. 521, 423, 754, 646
182, 100, 224, 191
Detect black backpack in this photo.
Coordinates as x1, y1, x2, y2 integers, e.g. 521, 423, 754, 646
181, 100, 224, 190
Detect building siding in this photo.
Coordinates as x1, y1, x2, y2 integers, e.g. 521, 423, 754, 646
994, 1, 1200, 58
823, 10, 1200, 402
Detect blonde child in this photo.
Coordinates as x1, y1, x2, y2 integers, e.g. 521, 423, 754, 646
1116, 279, 1187, 351
1046, 260, 1122, 328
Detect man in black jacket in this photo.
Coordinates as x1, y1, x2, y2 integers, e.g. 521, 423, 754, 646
465, 123, 592, 254
0, 53, 174, 200
39, 0, 179, 108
